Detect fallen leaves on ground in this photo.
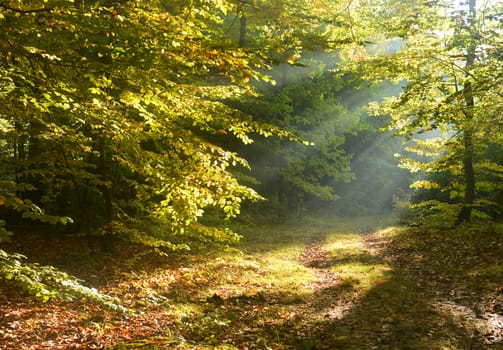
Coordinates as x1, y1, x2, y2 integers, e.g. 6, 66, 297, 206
1, 221, 502, 349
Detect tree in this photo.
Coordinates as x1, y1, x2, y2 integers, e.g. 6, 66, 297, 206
1, 0, 319, 300
0, 0, 304, 243
348, 0, 503, 224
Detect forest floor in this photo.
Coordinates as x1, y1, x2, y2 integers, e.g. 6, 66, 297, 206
1, 216, 502, 349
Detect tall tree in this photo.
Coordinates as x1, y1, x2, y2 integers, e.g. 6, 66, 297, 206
456, 0, 476, 223
0, 0, 299, 247
347, 0, 503, 224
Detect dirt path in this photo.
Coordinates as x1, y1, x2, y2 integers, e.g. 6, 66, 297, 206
298, 233, 358, 323
293, 227, 502, 349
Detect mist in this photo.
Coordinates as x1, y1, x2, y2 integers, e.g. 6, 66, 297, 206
231, 52, 414, 222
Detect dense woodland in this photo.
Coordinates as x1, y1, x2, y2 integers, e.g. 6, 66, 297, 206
1, 0, 503, 348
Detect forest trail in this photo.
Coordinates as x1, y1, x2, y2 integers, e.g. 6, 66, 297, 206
1, 220, 502, 349
291, 225, 503, 349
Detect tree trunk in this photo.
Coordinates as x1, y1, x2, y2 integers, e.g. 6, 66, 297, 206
456, 0, 476, 224
239, 14, 247, 48
457, 122, 475, 224
97, 136, 115, 252
457, 81, 476, 225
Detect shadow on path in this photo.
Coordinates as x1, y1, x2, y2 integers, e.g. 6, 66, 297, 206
275, 230, 498, 349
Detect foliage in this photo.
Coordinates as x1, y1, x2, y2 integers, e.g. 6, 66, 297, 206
228, 0, 362, 55
0, 0, 327, 302
234, 66, 409, 218
0, 0, 374, 301
346, 0, 503, 223
211, 0, 406, 220
231, 67, 355, 219
0, 0, 305, 242
0, 248, 124, 310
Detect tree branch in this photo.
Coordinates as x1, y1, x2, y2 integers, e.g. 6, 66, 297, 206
0, 2, 53, 13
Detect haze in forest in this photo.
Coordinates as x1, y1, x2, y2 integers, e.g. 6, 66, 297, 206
0, 0, 502, 310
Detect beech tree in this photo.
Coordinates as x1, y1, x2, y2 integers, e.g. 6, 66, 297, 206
348, 0, 503, 224
0, 0, 315, 300
0, 0, 304, 247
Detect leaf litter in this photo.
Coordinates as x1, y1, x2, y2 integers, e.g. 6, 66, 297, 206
1, 222, 502, 349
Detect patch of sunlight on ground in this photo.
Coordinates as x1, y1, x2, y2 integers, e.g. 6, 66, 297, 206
376, 225, 407, 236
333, 263, 392, 292
435, 300, 503, 346
324, 232, 362, 251
202, 252, 315, 299
258, 254, 315, 290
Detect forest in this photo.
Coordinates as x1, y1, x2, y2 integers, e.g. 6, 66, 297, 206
0, 0, 502, 348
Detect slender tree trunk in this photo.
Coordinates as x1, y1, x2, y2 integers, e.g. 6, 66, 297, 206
13, 121, 22, 197
277, 173, 288, 222
457, 111, 475, 224
236, 0, 247, 48
239, 13, 247, 48
27, 120, 43, 197
456, 0, 476, 224
97, 136, 115, 252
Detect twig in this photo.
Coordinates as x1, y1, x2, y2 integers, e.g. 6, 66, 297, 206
0, 2, 53, 13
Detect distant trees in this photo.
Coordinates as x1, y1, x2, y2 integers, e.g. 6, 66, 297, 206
233, 61, 355, 220
231, 61, 408, 220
